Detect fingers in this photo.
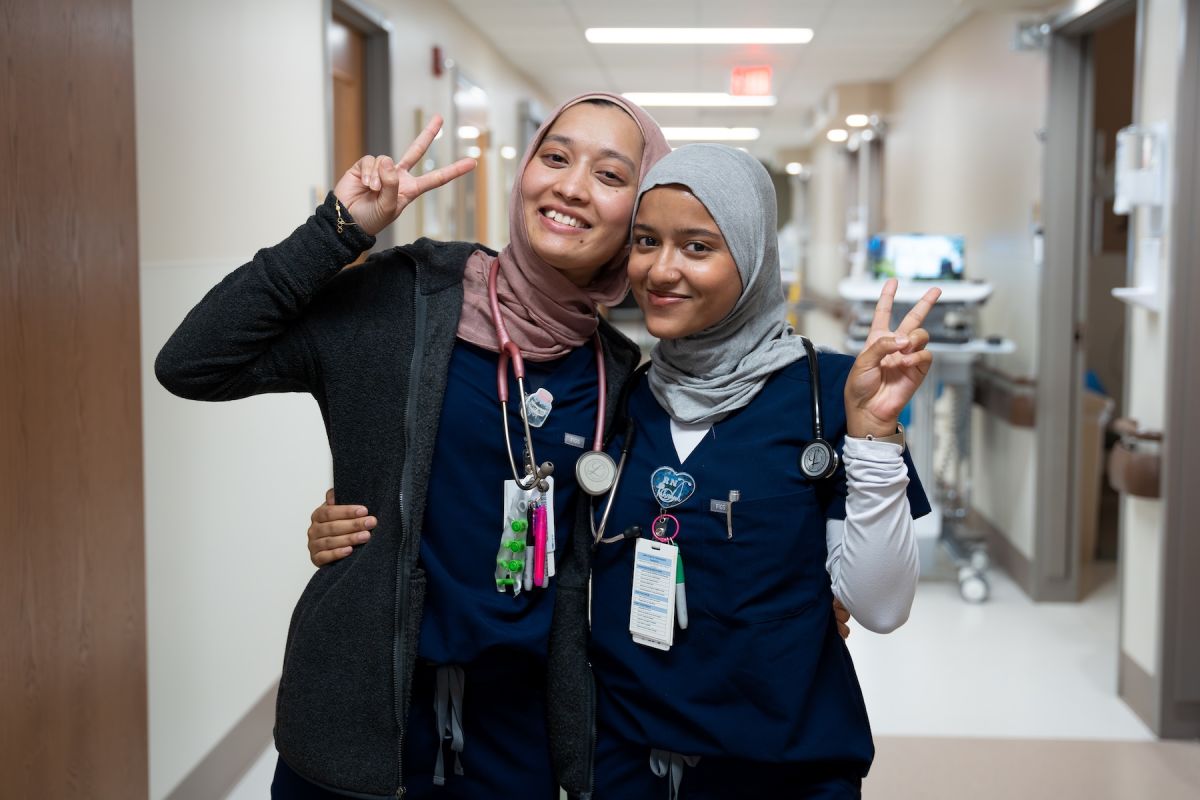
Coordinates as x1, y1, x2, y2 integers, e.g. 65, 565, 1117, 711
312, 502, 370, 524
859, 330, 911, 369
833, 598, 850, 622
309, 515, 377, 539
325, 488, 336, 505
355, 155, 378, 191
833, 598, 851, 639
397, 114, 445, 172
880, 346, 934, 374
903, 327, 930, 354
309, 537, 350, 568
357, 154, 400, 198
413, 157, 478, 197
376, 156, 399, 216
869, 278, 898, 335
307, 511, 376, 567
896, 287, 942, 336
310, 529, 372, 565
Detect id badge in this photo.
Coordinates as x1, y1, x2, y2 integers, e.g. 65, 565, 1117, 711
630, 538, 678, 651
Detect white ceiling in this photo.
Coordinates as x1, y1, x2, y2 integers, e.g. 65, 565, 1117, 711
443, 0, 1055, 157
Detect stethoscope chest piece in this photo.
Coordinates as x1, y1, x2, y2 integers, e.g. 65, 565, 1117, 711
796, 335, 838, 481
799, 439, 839, 480
576, 450, 618, 496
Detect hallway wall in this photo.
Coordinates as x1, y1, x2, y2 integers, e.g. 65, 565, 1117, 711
883, 11, 1047, 560
1119, 0, 1179, 684
134, 2, 334, 797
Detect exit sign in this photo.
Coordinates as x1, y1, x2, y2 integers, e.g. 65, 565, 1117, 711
731, 65, 772, 96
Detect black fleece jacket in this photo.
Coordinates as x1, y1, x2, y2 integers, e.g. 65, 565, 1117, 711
155, 194, 640, 798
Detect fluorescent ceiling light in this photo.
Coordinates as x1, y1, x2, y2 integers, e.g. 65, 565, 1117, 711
785, 162, 803, 175
662, 127, 761, 141
500, 145, 518, 160
826, 128, 849, 143
586, 28, 813, 45
845, 114, 870, 128
623, 92, 777, 108
457, 125, 480, 140
466, 145, 482, 159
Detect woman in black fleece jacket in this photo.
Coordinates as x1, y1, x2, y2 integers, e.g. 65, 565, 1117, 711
156, 96, 669, 799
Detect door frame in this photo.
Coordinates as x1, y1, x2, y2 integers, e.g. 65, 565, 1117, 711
1159, 0, 1200, 738
1036, 0, 1140, 602
324, 0, 394, 247
1041, 0, 1200, 737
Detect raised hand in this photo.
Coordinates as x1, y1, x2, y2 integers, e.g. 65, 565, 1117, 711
332, 115, 477, 237
844, 278, 941, 439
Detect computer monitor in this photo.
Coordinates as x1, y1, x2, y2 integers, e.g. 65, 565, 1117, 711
868, 234, 965, 281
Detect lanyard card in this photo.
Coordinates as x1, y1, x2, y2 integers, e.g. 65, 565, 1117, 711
630, 538, 678, 651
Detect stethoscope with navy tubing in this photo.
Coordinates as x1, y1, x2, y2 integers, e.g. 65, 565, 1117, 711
589, 335, 838, 545
488, 260, 619, 497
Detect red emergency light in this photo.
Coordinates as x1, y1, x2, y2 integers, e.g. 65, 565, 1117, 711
730, 65, 772, 96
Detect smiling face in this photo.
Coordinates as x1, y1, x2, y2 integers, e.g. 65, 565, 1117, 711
628, 185, 743, 340
519, 102, 645, 287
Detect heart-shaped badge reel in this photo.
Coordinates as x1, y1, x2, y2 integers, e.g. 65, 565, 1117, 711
650, 467, 697, 509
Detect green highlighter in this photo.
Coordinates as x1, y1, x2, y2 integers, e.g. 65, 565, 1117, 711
675, 550, 688, 630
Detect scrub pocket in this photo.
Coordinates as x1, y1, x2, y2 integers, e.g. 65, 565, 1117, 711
691, 488, 828, 625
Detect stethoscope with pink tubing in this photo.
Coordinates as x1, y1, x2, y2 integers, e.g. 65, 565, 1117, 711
488, 260, 620, 497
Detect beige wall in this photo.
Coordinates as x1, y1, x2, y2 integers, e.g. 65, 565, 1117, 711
802, 141, 855, 349
1120, 0, 1179, 678
883, 11, 1048, 557
133, 1, 548, 796
370, 0, 552, 249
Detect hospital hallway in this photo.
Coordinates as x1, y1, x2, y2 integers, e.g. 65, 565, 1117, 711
6, 0, 1200, 798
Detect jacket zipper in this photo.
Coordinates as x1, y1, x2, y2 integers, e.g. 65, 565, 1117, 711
586, 658, 598, 799
393, 268, 427, 798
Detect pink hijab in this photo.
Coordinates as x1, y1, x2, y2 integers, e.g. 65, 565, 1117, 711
455, 92, 670, 360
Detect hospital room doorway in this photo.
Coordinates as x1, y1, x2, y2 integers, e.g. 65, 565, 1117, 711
1078, 9, 1137, 597
1036, 0, 1137, 605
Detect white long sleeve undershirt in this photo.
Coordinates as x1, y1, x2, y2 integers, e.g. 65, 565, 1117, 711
670, 419, 918, 634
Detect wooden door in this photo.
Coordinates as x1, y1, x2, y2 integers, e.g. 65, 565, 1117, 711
330, 15, 368, 263
1, 0, 149, 796
330, 15, 366, 178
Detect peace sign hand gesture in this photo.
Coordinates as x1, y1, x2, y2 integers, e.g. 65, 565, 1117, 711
332, 115, 477, 238
844, 278, 942, 439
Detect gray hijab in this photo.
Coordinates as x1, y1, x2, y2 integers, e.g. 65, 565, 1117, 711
636, 144, 808, 424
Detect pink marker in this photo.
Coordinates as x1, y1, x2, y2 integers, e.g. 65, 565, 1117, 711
533, 502, 548, 587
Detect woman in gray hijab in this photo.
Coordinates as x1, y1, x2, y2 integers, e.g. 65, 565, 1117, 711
578, 144, 940, 799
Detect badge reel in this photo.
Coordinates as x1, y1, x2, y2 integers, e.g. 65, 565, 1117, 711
628, 467, 696, 650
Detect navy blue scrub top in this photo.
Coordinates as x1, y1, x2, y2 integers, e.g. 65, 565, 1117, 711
590, 353, 930, 766
418, 339, 599, 664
